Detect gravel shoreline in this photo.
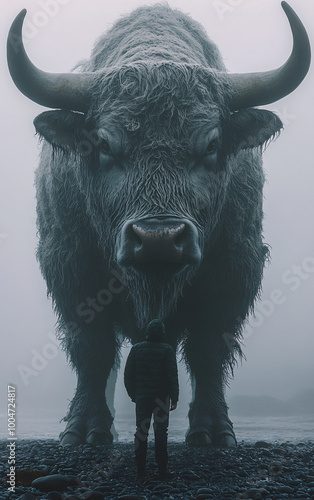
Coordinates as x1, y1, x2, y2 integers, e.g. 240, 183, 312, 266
1, 439, 314, 499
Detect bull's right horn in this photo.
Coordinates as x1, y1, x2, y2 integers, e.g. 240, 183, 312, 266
7, 9, 94, 113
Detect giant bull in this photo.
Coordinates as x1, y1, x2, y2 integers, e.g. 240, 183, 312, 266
7, 2, 310, 446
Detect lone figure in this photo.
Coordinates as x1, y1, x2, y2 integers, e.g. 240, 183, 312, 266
124, 319, 179, 477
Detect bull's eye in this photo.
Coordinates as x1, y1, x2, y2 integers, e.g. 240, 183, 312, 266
99, 140, 112, 156
98, 139, 116, 171
206, 139, 219, 156
197, 137, 220, 172
98, 139, 124, 173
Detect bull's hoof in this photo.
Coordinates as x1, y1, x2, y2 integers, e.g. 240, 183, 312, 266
60, 395, 114, 446
59, 416, 86, 446
185, 427, 213, 447
214, 431, 237, 447
86, 428, 113, 445
59, 429, 85, 446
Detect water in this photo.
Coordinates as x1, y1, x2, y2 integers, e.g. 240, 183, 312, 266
1, 412, 314, 444
115, 414, 314, 444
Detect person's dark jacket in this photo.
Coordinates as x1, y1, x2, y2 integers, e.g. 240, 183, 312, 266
124, 337, 179, 404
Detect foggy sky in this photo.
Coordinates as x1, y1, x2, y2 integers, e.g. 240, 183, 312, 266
1, 0, 313, 434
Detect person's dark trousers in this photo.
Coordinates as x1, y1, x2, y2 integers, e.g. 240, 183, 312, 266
134, 396, 170, 472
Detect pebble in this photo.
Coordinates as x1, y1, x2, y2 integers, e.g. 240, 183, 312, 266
278, 485, 294, 494
117, 496, 147, 499
177, 482, 188, 490
153, 483, 173, 491
45, 493, 64, 500
237, 469, 249, 477
40, 458, 57, 466
73, 491, 104, 500
260, 449, 272, 457
94, 485, 114, 492
17, 494, 37, 500
255, 441, 271, 448
269, 461, 283, 473
240, 488, 269, 499
31, 474, 78, 492
273, 447, 286, 456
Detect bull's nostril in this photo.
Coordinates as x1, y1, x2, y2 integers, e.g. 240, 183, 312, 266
174, 238, 183, 251
174, 224, 187, 249
131, 225, 143, 248
132, 224, 154, 242
172, 223, 185, 240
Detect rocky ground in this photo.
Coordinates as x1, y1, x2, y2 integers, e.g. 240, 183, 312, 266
1, 440, 314, 499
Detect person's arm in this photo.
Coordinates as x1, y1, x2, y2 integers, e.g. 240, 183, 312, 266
124, 347, 136, 402
166, 346, 179, 410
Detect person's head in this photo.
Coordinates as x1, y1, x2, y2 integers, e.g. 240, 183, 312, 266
145, 319, 166, 342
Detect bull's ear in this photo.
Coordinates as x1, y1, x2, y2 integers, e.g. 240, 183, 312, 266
227, 109, 283, 153
33, 110, 87, 150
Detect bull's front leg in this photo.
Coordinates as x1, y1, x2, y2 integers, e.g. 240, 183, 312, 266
59, 328, 118, 446
184, 332, 237, 447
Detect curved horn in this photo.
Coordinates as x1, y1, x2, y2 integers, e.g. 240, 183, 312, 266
7, 9, 94, 112
228, 2, 311, 111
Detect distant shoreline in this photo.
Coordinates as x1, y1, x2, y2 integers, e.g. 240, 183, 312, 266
229, 389, 314, 417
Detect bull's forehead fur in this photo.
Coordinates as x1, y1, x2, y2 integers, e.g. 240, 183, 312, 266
77, 4, 226, 71
88, 63, 230, 149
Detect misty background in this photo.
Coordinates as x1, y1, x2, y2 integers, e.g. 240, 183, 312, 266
1, 0, 313, 439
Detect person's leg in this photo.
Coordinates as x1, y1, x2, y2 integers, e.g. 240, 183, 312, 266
153, 397, 170, 473
135, 398, 153, 474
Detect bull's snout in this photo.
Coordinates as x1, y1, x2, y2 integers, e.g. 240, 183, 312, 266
117, 217, 201, 271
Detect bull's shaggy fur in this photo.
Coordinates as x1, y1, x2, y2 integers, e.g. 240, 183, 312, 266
77, 4, 225, 71
34, 4, 283, 445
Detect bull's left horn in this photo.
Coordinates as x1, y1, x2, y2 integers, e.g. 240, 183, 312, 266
7, 9, 94, 112
228, 2, 311, 111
